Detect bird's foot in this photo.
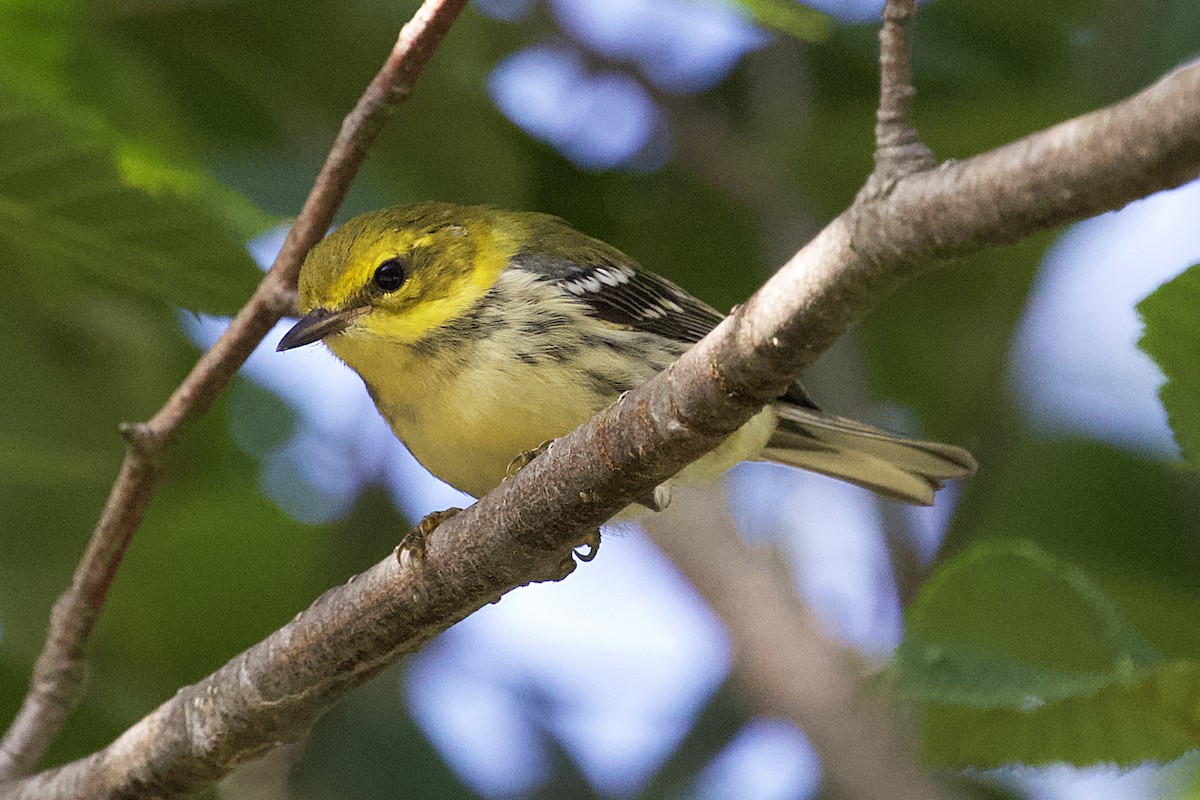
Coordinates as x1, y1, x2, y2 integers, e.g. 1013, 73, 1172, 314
505, 439, 556, 479
574, 529, 601, 562
396, 507, 461, 569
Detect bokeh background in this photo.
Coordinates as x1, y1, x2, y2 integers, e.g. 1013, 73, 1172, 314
2, 0, 1200, 798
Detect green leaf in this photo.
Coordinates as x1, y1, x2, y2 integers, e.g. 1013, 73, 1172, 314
728, 0, 831, 41
0, 83, 267, 315
923, 661, 1200, 768
1138, 264, 1200, 468
898, 540, 1159, 709
0, 0, 71, 93
938, 436, 1200, 660
898, 541, 1200, 767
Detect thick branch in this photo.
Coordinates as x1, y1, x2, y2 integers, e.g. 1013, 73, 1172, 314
3, 58, 1199, 800
0, 0, 470, 781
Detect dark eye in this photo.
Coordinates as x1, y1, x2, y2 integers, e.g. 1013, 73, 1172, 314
373, 258, 408, 292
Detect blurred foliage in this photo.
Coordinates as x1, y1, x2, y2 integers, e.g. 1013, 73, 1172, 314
291, 671, 480, 800
1139, 265, 1200, 468
899, 541, 1160, 710
1, 0, 1198, 795
0, 86, 265, 317
730, 0, 831, 41
898, 541, 1200, 767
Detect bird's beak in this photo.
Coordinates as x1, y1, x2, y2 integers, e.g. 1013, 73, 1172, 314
277, 306, 368, 352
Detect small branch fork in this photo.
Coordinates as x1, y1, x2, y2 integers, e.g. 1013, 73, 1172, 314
656, 5, 943, 796
5, 0, 1200, 798
0, 0, 470, 783
872, 0, 936, 184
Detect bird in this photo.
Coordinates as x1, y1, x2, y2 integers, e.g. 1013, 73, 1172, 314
277, 201, 975, 531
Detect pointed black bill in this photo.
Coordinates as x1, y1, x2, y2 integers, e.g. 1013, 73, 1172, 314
277, 306, 366, 351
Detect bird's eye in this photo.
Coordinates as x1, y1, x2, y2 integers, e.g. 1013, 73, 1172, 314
373, 258, 408, 292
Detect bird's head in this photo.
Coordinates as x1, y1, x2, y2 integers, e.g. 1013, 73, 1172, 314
277, 202, 520, 353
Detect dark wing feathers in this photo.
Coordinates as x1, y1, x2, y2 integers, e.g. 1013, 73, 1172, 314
508, 230, 975, 505
511, 248, 724, 344
510, 241, 821, 410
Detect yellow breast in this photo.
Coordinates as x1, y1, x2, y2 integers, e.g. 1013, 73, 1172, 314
326, 269, 777, 500
369, 346, 609, 498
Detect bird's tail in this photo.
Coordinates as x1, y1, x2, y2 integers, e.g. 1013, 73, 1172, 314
762, 405, 977, 505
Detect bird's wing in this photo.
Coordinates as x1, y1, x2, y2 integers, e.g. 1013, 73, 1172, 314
511, 248, 725, 344
511, 242, 823, 411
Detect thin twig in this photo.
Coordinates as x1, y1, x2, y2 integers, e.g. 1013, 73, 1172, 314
0, 0, 470, 781
870, 0, 935, 186
2, 56, 1199, 800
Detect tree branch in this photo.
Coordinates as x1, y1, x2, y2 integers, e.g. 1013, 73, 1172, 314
871, 0, 935, 182
0, 0, 470, 781
3, 53, 1198, 800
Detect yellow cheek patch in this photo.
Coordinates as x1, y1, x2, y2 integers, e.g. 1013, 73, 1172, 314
360, 282, 467, 342
325, 230, 421, 308
361, 225, 520, 343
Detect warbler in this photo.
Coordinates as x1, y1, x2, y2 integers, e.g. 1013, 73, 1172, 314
277, 202, 975, 510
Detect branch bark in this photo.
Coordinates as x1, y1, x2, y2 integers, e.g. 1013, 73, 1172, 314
3, 50, 1199, 799
871, 0, 934, 181
0, 0, 470, 782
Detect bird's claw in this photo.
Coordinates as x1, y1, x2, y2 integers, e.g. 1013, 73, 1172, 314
506, 439, 556, 479
574, 529, 601, 562
397, 507, 461, 569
